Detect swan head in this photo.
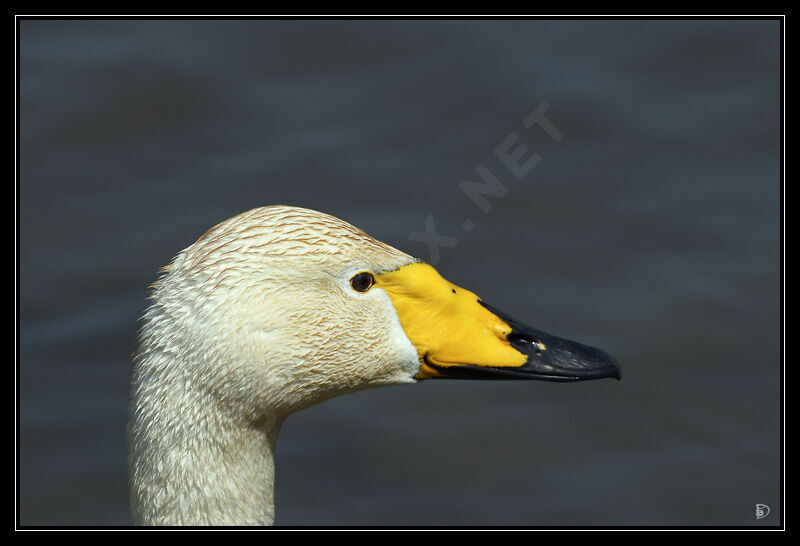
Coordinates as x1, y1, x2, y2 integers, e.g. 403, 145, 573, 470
139, 205, 620, 422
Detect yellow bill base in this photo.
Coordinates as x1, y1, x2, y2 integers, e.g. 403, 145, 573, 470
376, 262, 528, 379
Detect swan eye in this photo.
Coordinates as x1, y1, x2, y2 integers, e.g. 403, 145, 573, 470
350, 272, 375, 293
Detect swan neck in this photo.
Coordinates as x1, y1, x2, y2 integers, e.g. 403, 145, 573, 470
128, 358, 284, 526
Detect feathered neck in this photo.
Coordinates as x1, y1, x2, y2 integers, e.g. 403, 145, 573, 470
128, 306, 285, 526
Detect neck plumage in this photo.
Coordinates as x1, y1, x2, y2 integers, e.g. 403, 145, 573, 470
128, 345, 283, 526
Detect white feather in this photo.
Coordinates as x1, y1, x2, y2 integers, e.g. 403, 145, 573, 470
128, 206, 420, 525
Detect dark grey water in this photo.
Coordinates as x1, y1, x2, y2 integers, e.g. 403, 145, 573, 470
19, 19, 781, 526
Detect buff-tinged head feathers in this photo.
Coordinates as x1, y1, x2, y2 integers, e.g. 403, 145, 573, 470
138, 206, 421, 419
179, 206, 411, 272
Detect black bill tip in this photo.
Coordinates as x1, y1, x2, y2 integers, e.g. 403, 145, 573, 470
484, 300, 621, 381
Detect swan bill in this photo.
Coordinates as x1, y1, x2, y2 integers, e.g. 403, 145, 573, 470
375, 263, 621, 382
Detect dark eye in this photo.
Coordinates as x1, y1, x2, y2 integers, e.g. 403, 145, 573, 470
350, 272, 375, 293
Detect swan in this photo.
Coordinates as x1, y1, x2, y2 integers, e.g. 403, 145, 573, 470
128, 205, 620, 526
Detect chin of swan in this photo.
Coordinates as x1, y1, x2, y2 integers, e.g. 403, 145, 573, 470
127, 205, 620, 526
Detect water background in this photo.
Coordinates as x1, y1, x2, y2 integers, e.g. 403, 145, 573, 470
19, 19, 782, 526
